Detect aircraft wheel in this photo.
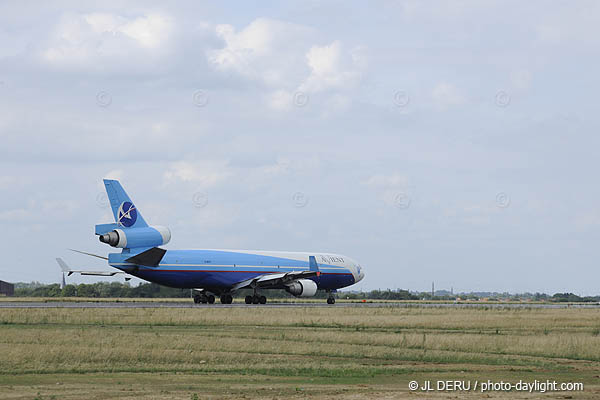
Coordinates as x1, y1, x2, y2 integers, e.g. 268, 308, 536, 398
259, 295, 267, 304
327, 297, 335, 305
221, 294, 233, 304
207, 295, 215, 304
193, 295, 201, 304
252, 295, 260, 304
245, 295, 253, 304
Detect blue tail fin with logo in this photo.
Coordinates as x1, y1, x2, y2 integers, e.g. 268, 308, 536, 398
96, 180, 170, 251
103, 179, 148, 229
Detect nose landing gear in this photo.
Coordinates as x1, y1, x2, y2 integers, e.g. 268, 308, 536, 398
326, 290, 336, 305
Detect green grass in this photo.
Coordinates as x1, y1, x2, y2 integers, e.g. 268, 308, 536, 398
3, 296, 596, 304
0, 307, 598, 399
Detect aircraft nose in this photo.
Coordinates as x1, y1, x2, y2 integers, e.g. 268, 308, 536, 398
355, 265, 364, 283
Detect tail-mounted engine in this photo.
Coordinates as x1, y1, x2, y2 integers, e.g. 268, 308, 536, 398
97, 225, 171, 249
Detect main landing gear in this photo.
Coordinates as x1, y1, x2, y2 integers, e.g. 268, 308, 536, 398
220, 294, 233, 304
192, 292, 232, 304
245, 294, 267, 304
193, 293, 215, 304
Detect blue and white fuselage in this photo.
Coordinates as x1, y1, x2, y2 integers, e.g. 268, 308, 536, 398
86, 179, 364, 304
109, 249, 363, 292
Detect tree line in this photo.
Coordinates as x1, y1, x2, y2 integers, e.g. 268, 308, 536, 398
11, 282, 600, 302
15, 282, 190, 298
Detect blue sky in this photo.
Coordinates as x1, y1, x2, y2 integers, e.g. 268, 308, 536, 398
1, 1, 599, 294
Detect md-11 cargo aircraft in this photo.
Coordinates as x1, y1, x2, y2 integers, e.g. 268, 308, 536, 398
63, 179, 365, 304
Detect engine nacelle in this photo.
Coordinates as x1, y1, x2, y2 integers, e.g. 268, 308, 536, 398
285, 279, 318, 297
99, 225, 171, 248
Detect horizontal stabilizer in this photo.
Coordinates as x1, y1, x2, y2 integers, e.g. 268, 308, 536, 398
125, 247, 166, 267
79, 271, 121, 276
56, 257, 125, 277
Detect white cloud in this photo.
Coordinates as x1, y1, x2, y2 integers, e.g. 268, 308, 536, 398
0, 199, 78, 222
207, 18, 366, 110
208, 18, 313, 88
163, 161, 231, 187
116, 14, 170, 49
42, 12, 173, 67
300, 41, 365, 93
266, 89, 294, 111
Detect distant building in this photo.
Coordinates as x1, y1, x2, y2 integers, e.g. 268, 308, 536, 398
0, 280, 14, 296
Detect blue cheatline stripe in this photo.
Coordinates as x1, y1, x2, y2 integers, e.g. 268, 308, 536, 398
111, 264, 352, 275
141, 270, 352, 275
111, 262, 347, 270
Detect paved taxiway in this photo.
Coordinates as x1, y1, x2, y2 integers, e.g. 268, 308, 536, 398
1, 301, 599, 309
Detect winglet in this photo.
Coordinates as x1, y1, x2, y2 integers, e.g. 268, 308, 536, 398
56, 258, 73, 276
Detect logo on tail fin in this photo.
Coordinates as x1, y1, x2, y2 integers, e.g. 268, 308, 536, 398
117, 201, 137, 227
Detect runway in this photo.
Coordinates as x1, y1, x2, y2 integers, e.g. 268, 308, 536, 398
1, 301, 599, 309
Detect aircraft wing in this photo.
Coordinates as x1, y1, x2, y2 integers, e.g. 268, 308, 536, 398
230, 270, 320, 291
56, 258, 126, 277
231, 256, 323, 291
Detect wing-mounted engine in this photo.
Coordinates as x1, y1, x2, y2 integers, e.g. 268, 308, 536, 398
96, 223, 171, 249
285, 279, 318, 297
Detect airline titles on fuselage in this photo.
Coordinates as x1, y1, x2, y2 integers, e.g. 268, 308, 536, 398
321, 255, 344, 264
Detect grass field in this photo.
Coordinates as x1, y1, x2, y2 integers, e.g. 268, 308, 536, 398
2, 296, 593, 304
0, 297, 368, 303
1, 306, 599, 399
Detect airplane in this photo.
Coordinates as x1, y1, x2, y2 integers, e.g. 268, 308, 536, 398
64, 179, 365, 305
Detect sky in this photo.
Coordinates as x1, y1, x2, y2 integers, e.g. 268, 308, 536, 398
1, 1, 599, 294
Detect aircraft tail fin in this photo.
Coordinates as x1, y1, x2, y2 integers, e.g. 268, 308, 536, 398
103, 180, 148, 228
